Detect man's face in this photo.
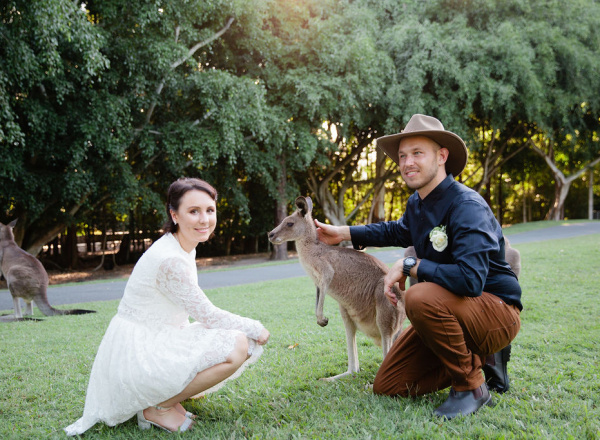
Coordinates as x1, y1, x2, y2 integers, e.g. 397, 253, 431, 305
397, 136, 448, 192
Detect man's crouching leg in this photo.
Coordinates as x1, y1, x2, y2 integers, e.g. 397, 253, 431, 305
401, 283, 500, 418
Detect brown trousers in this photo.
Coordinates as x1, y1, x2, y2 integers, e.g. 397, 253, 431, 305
373, 282, 520, 396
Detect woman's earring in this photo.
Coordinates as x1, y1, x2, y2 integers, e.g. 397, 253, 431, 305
174, 220, 177, 225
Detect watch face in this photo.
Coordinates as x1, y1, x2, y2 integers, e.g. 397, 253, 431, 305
403, 256, 417, 277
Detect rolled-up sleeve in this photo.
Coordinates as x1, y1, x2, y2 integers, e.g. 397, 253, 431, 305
350, 217, 412, 250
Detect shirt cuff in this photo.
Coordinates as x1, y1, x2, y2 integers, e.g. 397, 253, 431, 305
349, 225, 367, 250
416, 258, 438, 283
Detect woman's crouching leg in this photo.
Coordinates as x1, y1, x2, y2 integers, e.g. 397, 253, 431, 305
160, 332, 249, 407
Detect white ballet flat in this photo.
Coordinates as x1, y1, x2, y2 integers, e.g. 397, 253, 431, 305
137, 409, 194, 432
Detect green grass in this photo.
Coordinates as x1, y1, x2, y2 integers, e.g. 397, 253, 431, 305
1, 232, 599, 438
501, 219, 597, 234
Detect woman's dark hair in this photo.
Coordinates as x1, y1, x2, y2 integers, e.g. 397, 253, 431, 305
163, 178, 218, 234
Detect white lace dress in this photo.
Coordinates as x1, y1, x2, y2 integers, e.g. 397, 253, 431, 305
64, 233, 265, 436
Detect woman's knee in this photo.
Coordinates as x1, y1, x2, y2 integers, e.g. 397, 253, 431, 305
227, 333, 249, 367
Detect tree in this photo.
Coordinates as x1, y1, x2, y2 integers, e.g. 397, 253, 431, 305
529, 135, 600, 220
1, 0, 111, 255
212, 0, 396, 259
370, 0, 600, 223
1, 0, 272, 262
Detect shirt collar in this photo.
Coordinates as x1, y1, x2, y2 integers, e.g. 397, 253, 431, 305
417, 174, 455, 206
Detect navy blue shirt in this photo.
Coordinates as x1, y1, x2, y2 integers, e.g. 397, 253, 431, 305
350, 175, 522, 311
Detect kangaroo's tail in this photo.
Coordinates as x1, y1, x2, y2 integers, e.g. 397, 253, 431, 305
36, 304, 96, 316
32, 285, 96, 316
63, 309, 96, 315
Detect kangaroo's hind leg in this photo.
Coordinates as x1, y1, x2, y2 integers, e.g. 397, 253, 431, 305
23, 300, 34, 316
376, 279, 406, 357
320, 305, 359, 382
12, 296, 23, 319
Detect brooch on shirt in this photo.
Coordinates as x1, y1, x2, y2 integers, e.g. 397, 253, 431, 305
429, 225, 448, 252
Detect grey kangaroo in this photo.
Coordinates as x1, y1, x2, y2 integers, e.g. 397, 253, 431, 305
403, 236, 521, 286
268, 197, 406, 381
0, 220, 95, 319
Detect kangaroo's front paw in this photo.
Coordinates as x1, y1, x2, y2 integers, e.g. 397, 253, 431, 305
317, 317, 329, 327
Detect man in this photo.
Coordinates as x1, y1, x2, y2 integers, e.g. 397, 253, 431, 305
315, 114, 522, 419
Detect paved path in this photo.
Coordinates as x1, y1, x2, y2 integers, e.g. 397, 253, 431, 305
1, 221, 599, 310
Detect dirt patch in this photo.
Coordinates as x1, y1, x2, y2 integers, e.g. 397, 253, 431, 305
44, 264, 136, 285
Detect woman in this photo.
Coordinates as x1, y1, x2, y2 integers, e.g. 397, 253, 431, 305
65, 178, 270, 435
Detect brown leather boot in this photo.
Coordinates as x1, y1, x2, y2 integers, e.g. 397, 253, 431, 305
483, 344, 511, 393
433, 383, 492, 420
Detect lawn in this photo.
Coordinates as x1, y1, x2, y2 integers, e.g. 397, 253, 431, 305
0, 232, 599, 439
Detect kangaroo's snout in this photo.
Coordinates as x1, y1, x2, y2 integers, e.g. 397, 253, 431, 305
267, 230, 282, 244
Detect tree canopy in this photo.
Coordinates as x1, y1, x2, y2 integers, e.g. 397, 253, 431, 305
1, 0, 599, 265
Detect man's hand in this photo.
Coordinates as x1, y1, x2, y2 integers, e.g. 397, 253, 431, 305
383, 258, 407, 306
314, 219, 350, 245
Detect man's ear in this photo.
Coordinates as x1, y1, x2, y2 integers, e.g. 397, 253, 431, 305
438, 147, 449, 166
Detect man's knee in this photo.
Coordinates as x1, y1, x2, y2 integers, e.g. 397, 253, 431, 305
373, 375, 410, 398
405, 282, 453, 323
404, 283, 434, 321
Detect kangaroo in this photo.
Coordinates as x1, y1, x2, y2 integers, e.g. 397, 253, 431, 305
504, 237, 521, 278
0, 220, 95, 319
403, 236, 521, 287
268, 197, 406, 381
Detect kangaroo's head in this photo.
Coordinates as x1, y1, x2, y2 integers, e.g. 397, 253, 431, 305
268, 196, 316, 244
0, 219, 17, 244
0, 220, 17, 263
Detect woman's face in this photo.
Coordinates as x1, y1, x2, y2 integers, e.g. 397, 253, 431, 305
170, 189, 217, 252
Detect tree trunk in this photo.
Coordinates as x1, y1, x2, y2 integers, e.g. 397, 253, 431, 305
530, 140, 600, 221
50, 236, 59, 257
589, 169, 594, 220
271, 155, 289, 261
549, 181, 571, 221
369, 149, 387, 224
271, 199, 289, 260
496, 172, 504, 225
116, 233, 131, 264
522, 188, 528, 224
64, 226, 79, 269
22, 221, 68, 257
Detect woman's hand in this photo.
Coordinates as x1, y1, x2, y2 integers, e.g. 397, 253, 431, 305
256, 328, 270, 345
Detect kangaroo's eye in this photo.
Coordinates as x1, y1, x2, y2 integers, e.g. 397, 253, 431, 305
286, 222, 294, 227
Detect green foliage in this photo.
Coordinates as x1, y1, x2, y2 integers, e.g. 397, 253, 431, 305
368, 0, 600, 225
0, 0, 117, 249
2, 0, 600, 261
0, 233, 599, 438
0, 0, 275, 255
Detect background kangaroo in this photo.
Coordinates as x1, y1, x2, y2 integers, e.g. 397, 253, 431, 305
403, 237, 521, 286
268, 197, 406, 381
0, 220, 95, 319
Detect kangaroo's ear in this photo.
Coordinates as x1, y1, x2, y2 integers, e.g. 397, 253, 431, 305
8, 219, 17, 228
295, 197, 309, 217
305, 197, 313, 213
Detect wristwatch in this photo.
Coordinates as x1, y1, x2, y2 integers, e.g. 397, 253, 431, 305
403, 256, 417, 277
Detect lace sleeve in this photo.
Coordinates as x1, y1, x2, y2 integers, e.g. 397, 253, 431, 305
156, 257, 264, 340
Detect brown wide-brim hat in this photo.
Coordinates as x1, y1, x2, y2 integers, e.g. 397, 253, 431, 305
376, 114, 468, 177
